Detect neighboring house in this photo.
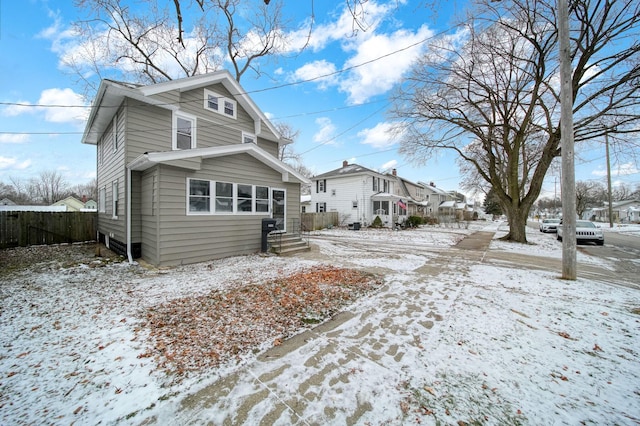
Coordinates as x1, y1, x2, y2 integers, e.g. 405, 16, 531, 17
83, 199, 98, 211
310, 161, 406, 227
387, 169, 429, 217
0, 198, 16, 206
300, 194, 311, 213
594, 199, 640, 223
52, 196, 86, 212
81, 70, 309, 266
419, 181, 456, 216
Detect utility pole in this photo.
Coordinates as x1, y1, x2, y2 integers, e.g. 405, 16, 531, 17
558, 0, 577, 280
605, 131, 614, 228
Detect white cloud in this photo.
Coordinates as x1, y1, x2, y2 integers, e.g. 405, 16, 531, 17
313, 117, 337, 144
292, 60, 338, 89
381, 159, 398, 171
285, 1, 392, 53
0, 134, 30, 144
37, 88, 89, 124
358, 121, 403, 149
0, 157, 31, 171
40, 8, 222, 83
340, 25, 434, 104
2, 101, 33, 117
2, 88, 88, 125
592, 162, 639, 177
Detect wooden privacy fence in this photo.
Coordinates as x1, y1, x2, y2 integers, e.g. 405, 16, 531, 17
0, 211, 97, 249
301, 212, 339, 231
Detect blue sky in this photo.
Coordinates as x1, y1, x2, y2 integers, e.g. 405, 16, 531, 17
0, 0, 637, 201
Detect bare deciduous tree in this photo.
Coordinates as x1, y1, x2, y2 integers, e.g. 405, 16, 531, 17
31, 170, 69, 205
392, 0, 640, 243
71, 0, 291, 93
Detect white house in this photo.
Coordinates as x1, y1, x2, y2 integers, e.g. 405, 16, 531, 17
310, 161, 406, 227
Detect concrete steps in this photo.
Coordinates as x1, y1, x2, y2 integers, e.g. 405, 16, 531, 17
267, 233, 310, 255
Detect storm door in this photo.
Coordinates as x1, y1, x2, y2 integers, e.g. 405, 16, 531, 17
271, 189, 286, 232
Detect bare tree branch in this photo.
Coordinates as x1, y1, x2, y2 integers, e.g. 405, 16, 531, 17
392, 0, 640, 243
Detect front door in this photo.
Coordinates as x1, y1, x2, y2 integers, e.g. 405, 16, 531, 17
272, 189, 286, 232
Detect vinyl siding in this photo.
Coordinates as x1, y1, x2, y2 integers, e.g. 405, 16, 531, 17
154, 154, 300, 266
125, 99, 172, 157
97, 106, 127, 244
96, 82, 299, 265
311, 174, 378, 224
140, 169, 159, 264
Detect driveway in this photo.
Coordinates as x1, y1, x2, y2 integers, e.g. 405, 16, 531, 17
155, 224, 640, 425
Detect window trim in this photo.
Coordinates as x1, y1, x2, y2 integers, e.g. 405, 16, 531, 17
187, 178, 211, 215
203, 89, 237, 119
186, 178, 273, 216
99, 187, 106, 213
317, 179, 326, 193
112, 180, 119, 219
172, 111, 197, 150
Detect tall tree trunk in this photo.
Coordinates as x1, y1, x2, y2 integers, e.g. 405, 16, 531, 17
502, 205, 529, 243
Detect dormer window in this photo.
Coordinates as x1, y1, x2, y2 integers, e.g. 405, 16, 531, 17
204, 89, 237, 119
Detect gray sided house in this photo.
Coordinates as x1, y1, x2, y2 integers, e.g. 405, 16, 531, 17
82, 71, 309, 266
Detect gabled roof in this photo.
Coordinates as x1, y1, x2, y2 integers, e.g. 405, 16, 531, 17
313, 163, 386, 180
82, 70, 286, 146
127, 143, 310, 184
52, 196, 85, 209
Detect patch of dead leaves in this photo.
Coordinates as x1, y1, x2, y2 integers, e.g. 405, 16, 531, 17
136, 266, 381, 377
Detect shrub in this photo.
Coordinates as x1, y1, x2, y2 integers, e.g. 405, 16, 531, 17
370, 215, 384, 228
405, 216, 423, 228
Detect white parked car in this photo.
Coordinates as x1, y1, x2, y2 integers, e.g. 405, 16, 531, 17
557, 220, 604, 245
539, 218, 561, 233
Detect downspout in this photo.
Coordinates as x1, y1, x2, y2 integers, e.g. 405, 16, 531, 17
126, 166, 133, 264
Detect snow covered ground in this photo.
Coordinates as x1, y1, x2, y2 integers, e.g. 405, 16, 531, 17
1, 221, 639, 425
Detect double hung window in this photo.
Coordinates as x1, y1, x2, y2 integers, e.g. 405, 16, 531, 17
173, 112, 196, 150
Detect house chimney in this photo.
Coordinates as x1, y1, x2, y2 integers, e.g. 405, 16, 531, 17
430, 182, 435, 187
82, 195, 87, 203
343, 160, 348, 167
392, 168, 397, 176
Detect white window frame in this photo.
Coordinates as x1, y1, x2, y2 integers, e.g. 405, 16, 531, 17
186, 179, 272, 216
112, 180, 119, 219
236, 183, 253, 214
99, 187, 106, 213
242, 132, 256, 144
255, 185, 269, 213
204, 89, 237, 119
172, 111, 197, 150
187, 178, 211, 214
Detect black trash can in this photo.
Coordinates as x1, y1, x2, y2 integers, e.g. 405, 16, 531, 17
261, 218, 278, 252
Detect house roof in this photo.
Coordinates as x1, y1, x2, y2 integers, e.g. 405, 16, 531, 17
52, 196, 85, 210
313, 163, 386, 180
370, 192, 403, 201
127, 143, 310, 184
81, 70, 288, 146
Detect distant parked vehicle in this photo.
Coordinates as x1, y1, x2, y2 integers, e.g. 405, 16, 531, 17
557, 220, 604, 245
540, 218, 561, 233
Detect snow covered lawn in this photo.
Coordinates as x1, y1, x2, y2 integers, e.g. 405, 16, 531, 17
1, 221, 639, 425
